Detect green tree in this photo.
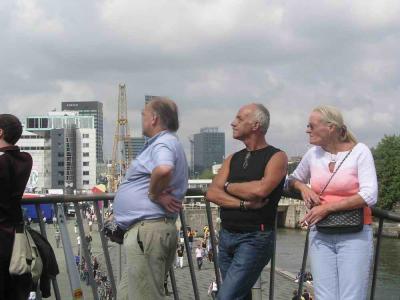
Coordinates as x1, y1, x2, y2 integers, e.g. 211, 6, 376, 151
372, 135, 400, 210
199, 168, 215, 179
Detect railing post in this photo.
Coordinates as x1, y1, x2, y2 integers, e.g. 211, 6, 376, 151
74, 202, 99, 300
93, 201, 117, 298
297, 228, 310, 300
268, 214, 278, 300
169, 266, 180, 300
179, 209, 200, 300
57, 203, 84, 299
205, 201, 222, 288
370, 218, 384, 300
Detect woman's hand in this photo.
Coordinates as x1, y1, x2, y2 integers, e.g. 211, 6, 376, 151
300, 204, 331, 226
298, 184, 320, 209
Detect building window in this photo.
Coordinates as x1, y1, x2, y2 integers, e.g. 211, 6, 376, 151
82, 134, 89, 138
83, 152, 89, 157
83, 180, 90, 185
58, 162, 64, 167
83, 171, 89, 175
58, 181, 64, 185
83, 162, 89, 166
83, 143, 89, 148
58, 152, 64, 157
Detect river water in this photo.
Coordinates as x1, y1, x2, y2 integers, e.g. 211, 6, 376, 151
275, 228, 400, 299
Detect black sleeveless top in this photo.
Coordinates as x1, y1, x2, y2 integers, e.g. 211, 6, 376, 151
221, 145, 285, 232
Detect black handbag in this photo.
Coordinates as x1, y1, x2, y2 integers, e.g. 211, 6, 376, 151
316, 208, 363, 234
102, 214, 126, 244
315, 149, 364, 234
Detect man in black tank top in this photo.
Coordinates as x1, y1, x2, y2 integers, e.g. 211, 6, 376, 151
207, 104, 287, 300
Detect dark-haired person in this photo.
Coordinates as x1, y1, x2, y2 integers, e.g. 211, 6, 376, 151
114, 98, 188, 300
289, 105, 377, 300
206, 103, 287, 300
0, 114, 33, 300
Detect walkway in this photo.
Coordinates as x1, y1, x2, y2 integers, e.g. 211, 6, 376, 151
37, 219, 311, 299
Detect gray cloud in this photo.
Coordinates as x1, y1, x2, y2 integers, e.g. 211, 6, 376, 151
1, 0, 399, 159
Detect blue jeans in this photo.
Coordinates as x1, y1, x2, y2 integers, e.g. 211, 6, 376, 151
217, 228, 274, 300
309, 225, 373, 300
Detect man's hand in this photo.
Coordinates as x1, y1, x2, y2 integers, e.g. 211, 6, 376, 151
157, 190, 182, 213
245, 198, 269, 210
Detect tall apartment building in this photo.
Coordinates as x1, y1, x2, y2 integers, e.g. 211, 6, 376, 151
193, 127, 225, 174
21, 111, 96, 192
61, 101, 104, 163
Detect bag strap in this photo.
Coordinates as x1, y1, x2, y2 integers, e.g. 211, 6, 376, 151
4, 152, 25, 225
318, 149, 353, 196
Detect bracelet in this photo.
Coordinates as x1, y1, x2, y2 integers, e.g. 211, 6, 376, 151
223, 181, 230, 193
239, 200, 246, 211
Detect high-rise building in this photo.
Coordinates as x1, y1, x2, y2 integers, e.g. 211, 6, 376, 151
193, 127, 225, 175
61, 101, 104, 163
22, 111, 96, 192
124, 136, 146, 162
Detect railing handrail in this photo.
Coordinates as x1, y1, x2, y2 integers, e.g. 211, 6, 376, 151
22, 190, 400, 222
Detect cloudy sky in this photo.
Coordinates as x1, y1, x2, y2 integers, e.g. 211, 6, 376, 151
1, 0, 399, 159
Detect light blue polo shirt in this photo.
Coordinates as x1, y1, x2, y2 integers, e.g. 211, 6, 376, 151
114, 131, 188, 230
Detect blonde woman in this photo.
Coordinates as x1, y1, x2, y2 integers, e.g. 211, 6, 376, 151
289, 105, 377, 299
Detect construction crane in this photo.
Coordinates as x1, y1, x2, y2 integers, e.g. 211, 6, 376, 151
108, 84, 131, 192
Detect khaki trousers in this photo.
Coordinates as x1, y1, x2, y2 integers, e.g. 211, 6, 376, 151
118, 218, 177, 300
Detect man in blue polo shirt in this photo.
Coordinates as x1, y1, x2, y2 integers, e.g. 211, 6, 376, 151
114, 97, 188, 300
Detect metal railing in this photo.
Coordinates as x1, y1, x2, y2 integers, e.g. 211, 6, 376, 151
21, 189, 399, 300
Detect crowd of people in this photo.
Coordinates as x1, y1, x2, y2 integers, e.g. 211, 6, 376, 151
1, 98, 379, 300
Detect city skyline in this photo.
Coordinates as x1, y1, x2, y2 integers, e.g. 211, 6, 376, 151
1, 1, 399, 159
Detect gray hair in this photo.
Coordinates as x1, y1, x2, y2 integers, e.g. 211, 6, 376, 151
252, 103, 270, 134
148, 97, 179, 132
313, 105, 357, 143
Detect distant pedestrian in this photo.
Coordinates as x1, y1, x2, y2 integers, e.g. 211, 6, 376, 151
88, 220, 93, 232
55, 230, 61, 248
176, 247, 184, 268
74, 222, 78, 234
195, 245, 203, 270
208, 280, 218, 299
52, 215, 57, 227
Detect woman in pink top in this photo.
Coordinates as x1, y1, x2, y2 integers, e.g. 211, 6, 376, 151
290, 105, 377, 300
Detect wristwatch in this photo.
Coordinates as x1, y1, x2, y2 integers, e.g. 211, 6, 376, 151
224, 181, 230, 193
148, 192, 156, 201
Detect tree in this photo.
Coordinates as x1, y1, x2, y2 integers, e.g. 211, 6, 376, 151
199, 168, 215, 179
372, 135, 400, 210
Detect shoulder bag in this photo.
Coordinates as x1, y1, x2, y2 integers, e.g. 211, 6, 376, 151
316, 149, 364, 234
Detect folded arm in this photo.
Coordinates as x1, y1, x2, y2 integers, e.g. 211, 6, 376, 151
226, 151, 288, 202
206, 155, 272, 210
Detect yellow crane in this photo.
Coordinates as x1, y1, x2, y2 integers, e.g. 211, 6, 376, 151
108, 84, 132, 192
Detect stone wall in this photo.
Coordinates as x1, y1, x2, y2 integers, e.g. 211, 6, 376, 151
177, 207, 219, 236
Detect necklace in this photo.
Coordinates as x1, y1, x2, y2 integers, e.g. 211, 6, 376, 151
330, 153, 337, 163
243, 151, 251, 169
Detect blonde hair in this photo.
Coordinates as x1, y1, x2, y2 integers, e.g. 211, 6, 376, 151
313, 105, 357, 143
